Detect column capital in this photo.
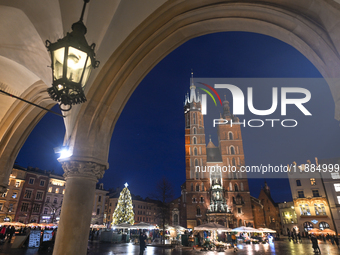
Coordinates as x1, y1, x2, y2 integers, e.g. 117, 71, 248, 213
61, 161, 107, 180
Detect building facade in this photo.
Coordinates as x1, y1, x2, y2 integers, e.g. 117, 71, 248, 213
15, 167, 49, 223
250, 196, 266, 229
288, 160, 335, 234
174, 76, 254, 229
258, 182, 282, 233
318, 157, 340, 235
40, 174, 65, 223
0, 165, 26, 222
91, 183, 107, 225
278, 201, 298, 235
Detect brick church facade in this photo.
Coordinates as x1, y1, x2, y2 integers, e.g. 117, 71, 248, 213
171, 75, 254, 229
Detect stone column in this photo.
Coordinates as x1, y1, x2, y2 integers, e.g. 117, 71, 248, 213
52, 161, 106, 255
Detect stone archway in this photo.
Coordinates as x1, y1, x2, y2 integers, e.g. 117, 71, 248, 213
52, 2, 340, 254
0, 1, 335, 255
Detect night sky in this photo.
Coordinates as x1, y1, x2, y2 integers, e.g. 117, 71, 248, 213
16, 32, 340, 204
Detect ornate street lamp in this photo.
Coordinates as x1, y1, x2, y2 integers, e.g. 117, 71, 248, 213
46, 0, 99, 111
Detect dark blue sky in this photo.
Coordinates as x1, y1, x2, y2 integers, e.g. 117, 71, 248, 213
16, 31, 340, 203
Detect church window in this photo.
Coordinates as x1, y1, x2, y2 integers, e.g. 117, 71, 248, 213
191, 183, 193, 191
196, 171, 199, 179
196, 207, 201, 216
200, 197, 204, 203
193, 113, 196, 124
193, 197, 197, 203
201, 183, 204, 191
193, 127, 197, 134
196, 184, 200, 191
173, 214, 179, 225
193, 137, 197, 144
230, 146, 235, 155
194, 147, 198, 156
229, 132, 233, 140
195, 159, 199, 167
232, 158, 236, 166
238, 157, 240, 165
235, 184, 239, 192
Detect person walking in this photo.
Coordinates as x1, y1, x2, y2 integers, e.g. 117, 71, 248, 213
334, 235, 339, 249
8, 225, 15, 243
311, 235, 321, 253
139, 231, 146, 255
231, 233, 238, 252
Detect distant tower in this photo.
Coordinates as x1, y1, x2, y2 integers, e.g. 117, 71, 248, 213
180, 74, 253, 229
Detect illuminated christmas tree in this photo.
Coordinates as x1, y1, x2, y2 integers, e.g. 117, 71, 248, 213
112, 183, 135, 225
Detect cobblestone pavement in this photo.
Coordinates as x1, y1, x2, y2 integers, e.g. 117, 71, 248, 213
0, 239, 339, 254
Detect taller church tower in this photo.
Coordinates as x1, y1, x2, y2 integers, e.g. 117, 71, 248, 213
181, 74, 254, 229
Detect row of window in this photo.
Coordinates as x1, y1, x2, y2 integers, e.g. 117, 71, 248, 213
296, 178, 316, 186
0, 203, 13, 212
48, 187, 65, 194
46, 197, 62, 204
136, 216, 152, 222
28, 178, 46, 187
20, 202, 41, 213
297, 190, 320, 198
299, 203, 326, 216
24, 190, 44, 200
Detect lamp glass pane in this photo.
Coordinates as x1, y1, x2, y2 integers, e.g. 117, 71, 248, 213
81, 57, 92, 87
66, 46, 88, 83
52, 48, 65, 80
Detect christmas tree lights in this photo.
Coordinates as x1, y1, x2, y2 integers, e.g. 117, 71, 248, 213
112, 183, 135, 225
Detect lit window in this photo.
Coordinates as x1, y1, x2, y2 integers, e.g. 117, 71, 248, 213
337, 196, 340, 204
0, 203, 3, 211
334, 184, 340, 192
299, 204, 311, 216
1, 191, 7, 197
48, 187, 52, 193
55, 188, 59, 193
314, 204, 326, 216
15, 181, 20, 188
12, 192, 17, 199
62, 189, 65, 194
310, 178, 316, 186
